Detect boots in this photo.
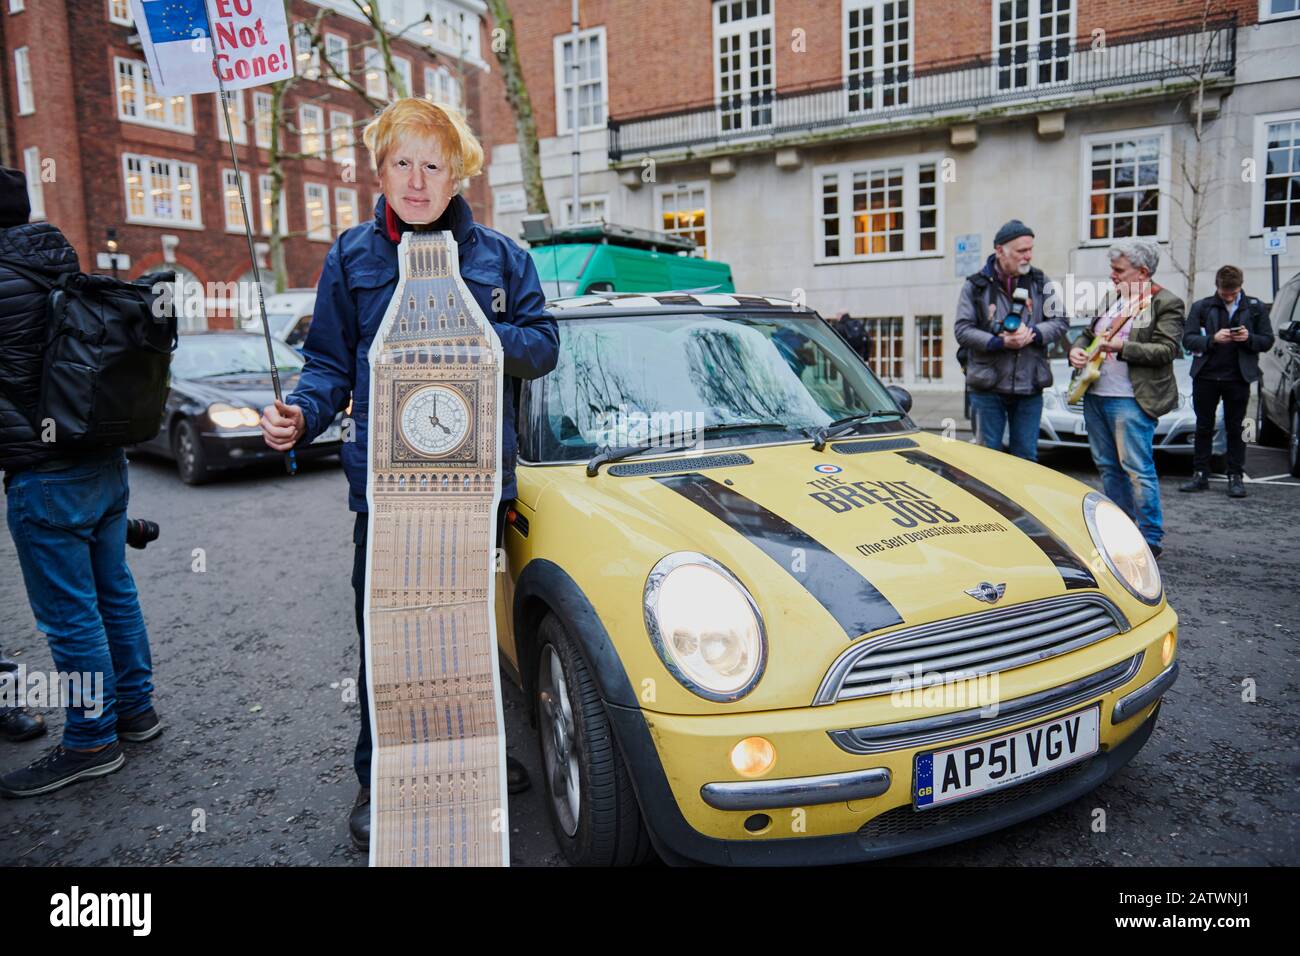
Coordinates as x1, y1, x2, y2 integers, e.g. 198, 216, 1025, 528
1227, 474, 1247, 498
1179, 471, 1210, 492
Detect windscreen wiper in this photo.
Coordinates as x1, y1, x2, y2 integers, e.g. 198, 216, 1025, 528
586, 439, 695, 476
810, 410, 906, 451
585, 422, 792, 476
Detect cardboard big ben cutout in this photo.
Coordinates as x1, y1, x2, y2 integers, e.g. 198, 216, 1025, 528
363, 230, 509, 867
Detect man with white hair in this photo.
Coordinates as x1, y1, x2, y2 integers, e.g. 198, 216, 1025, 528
1068, 239, 1184, 557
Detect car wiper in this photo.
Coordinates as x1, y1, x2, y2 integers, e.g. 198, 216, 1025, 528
586, 439, 696, 477
810, 409, 907, 451
699, 421, 793, 435
194, 368, 274, 378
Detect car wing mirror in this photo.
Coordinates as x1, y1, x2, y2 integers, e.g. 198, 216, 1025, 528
887, 385, 913, 414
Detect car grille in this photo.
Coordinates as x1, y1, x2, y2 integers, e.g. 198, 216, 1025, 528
814, 594, 1128, 705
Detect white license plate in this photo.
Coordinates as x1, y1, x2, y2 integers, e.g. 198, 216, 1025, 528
913, 706, 1100, 809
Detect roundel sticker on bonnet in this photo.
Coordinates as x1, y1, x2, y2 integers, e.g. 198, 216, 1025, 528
814, 464, 843, 475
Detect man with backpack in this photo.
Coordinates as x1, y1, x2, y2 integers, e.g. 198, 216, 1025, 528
0, 166, 164, 798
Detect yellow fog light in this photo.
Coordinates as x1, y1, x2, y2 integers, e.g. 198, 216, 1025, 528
1161, 632, 1176, 667
730, 737, 775, 778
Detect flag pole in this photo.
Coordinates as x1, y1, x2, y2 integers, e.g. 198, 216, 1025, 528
201, 0, 297, 476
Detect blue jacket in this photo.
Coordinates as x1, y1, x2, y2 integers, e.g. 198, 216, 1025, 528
287, 194, 559, 511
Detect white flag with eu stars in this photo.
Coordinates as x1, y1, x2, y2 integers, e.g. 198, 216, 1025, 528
129, 0, 294, 96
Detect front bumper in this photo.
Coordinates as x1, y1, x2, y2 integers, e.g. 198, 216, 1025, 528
611, 603, 1177, 866
1039, 407, 1225, 455
199, 424, 342, 471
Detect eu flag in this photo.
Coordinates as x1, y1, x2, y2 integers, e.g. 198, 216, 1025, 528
141, 0, 210, 44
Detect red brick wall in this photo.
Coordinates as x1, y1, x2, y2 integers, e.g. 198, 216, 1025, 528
479, 0, 1258, 145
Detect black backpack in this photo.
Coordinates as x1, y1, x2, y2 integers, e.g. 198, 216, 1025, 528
0, 259, 177, 448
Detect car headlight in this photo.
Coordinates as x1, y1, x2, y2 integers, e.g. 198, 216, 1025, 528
208, 402, 261, 429
643, 552, 767, 701
1083, 492, 1161, 605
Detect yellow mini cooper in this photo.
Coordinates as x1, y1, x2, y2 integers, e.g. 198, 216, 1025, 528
494, 292, 1178, 866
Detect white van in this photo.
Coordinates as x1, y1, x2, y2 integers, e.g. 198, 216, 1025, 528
244, 289, 316, 348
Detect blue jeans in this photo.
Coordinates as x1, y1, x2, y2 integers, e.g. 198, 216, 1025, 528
1082, 394, 1163, 549
969, 391, 1043, 461
4, 450, 154, 748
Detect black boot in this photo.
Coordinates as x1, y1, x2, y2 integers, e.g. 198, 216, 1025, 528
0, 708, 46, 743
349, 786, 370, 851
1227, 474, 1247, 498
507, 755, 531, 794
1179, 471, 1210, 492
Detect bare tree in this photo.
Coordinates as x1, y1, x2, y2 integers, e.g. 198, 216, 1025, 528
483, 0, 549, 215
1165, 0, 1238, 302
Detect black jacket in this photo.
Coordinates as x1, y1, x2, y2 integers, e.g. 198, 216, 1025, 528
1183, 291, 1274, 383
0, 221, 80, 473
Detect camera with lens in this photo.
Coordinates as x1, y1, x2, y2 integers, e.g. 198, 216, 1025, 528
126, 518, 159, 550
1000, 287, 1031, 333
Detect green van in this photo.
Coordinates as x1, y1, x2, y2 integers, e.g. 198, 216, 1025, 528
526, 222, 734, 298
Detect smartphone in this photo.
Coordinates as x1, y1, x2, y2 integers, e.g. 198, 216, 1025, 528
1230, 325, 1246, 333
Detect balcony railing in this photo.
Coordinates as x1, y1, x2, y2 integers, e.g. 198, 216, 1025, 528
607, 16, 1236, 162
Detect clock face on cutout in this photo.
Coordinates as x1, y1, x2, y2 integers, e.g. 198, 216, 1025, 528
398, 385, 471, 457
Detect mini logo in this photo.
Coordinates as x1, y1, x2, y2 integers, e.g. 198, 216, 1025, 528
965, 582, 1006, 604
813, 463, 843, 474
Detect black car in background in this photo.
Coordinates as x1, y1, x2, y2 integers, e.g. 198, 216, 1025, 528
1257, 271, 1300, 477
134, 331, 344, 484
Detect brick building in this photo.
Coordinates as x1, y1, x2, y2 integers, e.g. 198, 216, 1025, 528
481, 0, 1300, 391
0, 0, 491, 329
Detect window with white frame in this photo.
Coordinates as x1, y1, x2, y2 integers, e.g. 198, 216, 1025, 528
10, 1, 25, 14
122, 153, 201, 227
108, 0, 132, 26
330, 111, 355, 167
554, 27, 606, 134
995, 0, 1073, 91
293, 21, 320, 80
714, 0, 773, 133
298, 104, 325, 159
816, 155, 941, 262
364, 47, 388, 100
864, 317, 905, 381
657, 183, 710, 258
259, 174, 288, 236
845, 0, 911, 113
392, 55, 413, 98
915, 315, 943, 382
253, 91, 273, 148
424, 65, 462, 108
14, 47, 33, 115
116, 58, 192, 132
335, 187, 359, 232
222, 168, 252, 232
324, 33, 349, 88
23, 146, 43, 220
214, 90, 247, 144
1256, 111, 1300, 232
1081, 128, 1168, 243
304, 182, 330, 240
1261, 0, 1300, 19
561, 195, 608, 226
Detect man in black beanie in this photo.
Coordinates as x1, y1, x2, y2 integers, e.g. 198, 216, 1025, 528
0, 166, 163, 799
954, 219, 1067, 460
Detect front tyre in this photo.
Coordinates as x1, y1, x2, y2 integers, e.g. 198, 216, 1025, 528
535, 613, 652, 866
173, 419, 210, 485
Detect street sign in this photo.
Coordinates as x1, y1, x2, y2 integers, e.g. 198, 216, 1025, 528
1264, 229, 1288, 256
955, 233, 982, 277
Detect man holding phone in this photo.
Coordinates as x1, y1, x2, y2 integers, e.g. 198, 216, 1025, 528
1180, 265, 1274, 496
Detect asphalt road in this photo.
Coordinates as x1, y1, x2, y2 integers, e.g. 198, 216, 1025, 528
1, 440, 1296, 867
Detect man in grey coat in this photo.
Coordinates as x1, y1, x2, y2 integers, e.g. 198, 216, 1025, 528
954, 220, 1069, 460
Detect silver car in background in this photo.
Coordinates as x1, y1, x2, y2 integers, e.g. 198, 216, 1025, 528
1039, 324, 1225, 458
